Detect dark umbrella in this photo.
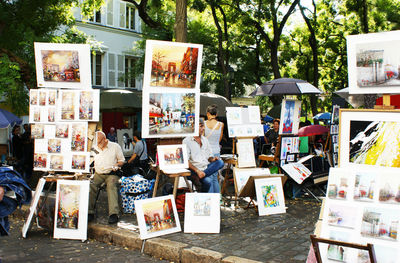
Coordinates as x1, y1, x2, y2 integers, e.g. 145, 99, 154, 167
250, 78, 322, 96
298, 125, 329, 137
200, 92, 233, 117
0, 109, 22, 128
313, 112, 331, 121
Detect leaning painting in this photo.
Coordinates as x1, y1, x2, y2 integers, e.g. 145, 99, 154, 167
347, 30, 400, 94
53, 180, 90, 241
254, 177, 286, 216
34, 42, 91, 89
339, 109, 400, 168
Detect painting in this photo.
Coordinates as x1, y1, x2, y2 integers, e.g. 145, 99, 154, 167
56, 124, 69, 138
34, 42, 91, 89
32, 124, 44, 139
143, 40, 203, 89
50, 155, 64, 170
332, 105, 340, 125
360, 206, 400, 241
30, 90, 38, 105
326, 203, 358, 229
134, 195, 181, 239
279, 99, 301, 135
157, 144, 188, 171
236, 138, 256, 168
70, 153, 90, 173
280, 137, 293, 161
327, 168, 354, 201
48, 139, 61, 153
226, 107, 243, 126
36, 192, 56, 231
254, 177, 286, 216
247, 106, 261, 124
353, 171, 376, 202
378, 171, 400, 204
184, 193, 220, 233
60, 90, 75, 120
281, 162, 311, 185
116, 128, 133, 157
233, 167, 270, 194
34, 153, 47, 170
71, 123, 87, 152
142, 92, 199, 138
48, 90, 57, 105
326, 230, 350, 262
339, 109, 400, 168
53, 180, 89, 241
22, 178, 46, 238
347, 30, 400, 94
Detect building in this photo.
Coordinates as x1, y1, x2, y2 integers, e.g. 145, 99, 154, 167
72, 0, 144, 134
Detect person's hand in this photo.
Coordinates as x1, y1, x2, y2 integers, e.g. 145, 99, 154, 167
112, 165, 120, 171
0, 186, 4, 202
197, 170, 206, 179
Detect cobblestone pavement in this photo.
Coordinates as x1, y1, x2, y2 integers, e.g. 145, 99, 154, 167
0, 213, 169, 263
94, 190, 322, 263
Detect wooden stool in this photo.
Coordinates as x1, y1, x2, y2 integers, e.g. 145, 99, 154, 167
152, 168, 193, 199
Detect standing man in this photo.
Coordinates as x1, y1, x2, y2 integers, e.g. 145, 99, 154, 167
106, 127, 117, 143
183, 118, 224, 193
88, 131, 124, 224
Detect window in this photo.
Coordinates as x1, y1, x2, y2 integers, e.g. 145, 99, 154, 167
125, 5, 135, 30
88, 10, 101, 23
91, 53, 102, 86
125, 57, 137, 89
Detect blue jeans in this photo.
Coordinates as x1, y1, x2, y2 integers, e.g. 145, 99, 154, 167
200, 160, 224, 193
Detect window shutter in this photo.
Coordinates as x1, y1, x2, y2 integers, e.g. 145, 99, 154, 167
106, 0, 113, 26
108, 53, 116, 87
119, 2, 125, 28
118, 55, 124, 87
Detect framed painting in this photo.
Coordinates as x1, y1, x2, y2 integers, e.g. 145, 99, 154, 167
22, 178, 46, 238
142, 91, 199, 138
233, 167, 271, 194
331, 105, 340, 125
116, 128, 134, 157
226, 107, 242, 126
347, 30, 400, 94
134, 195, 181, 239
184, 193, 220, 233
339, 109, 400, 168
157, 144, 188, 171
254, 177, 286, 216
69, 153, 90, 173
70, 122, 88, 152
143, 40, 203, 90
53, 180, 90, 241
279, 99, 301, 135
33, 153, 48, 171
34, 42, 91, 89
236, 138, 256, 168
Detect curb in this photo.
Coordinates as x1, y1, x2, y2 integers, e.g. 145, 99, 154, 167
88, 223, 263, 263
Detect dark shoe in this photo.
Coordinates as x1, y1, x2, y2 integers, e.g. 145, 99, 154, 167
88, 214, 95, 222
190, 174, 202, 191
108, 214, 118, 224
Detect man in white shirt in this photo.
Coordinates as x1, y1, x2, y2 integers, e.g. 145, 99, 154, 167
183, 118, 224, 193
88, 131, 125, 224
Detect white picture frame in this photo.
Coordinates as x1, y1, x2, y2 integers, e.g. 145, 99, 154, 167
254, 177, 286, 216
184, 193, 220, 233
34, 42, 91, 89
53, 180, 90, 241
157, 144, 189, 171
279, 99, 301, 135
135, 195, 181, 240
22, 178, 46, 238
233, 167, 271, 194
117, 128, 134, 157
236, 138, 256, 168
347, 30, 400, 94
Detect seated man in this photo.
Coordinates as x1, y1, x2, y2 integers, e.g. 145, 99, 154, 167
88, 131, 125, 224
183, 118, 224, 193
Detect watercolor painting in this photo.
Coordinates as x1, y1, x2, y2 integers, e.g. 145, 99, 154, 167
79, 91, 93, 120
279, 99, 301, 135
48, 90, 56, 105
61, 91, 75, 120
50, 155, 63, 170
327, 203, 358, 229
71, 154, 86, 171
41, 50, 80, 83
32, 124, 44, 139
255, 177, 286, 216
326, 230, 349, 262
361, 207, 400, 241
379, 172, 400, 204
56, 124, 69, 138
48, 139, 61, 153
71, 123, 86, 152
30, 90, 38, 105
39, 91, 46, 106
353, 172, 375, 202
157, 144, 188, 171
184, 193, 220, 233
34, 153, 47, 169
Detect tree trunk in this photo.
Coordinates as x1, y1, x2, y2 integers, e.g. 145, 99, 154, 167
175, 0, 187, 42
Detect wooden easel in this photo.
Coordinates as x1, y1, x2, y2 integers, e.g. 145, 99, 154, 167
374, 94, 395, 109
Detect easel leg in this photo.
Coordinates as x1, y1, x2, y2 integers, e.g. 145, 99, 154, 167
141, 240, 146, 253
172, 177, 179, 199
152, 171, 160, 198
183, 177, 193, 192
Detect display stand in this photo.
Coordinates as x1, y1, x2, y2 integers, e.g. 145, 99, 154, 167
152, 167, 193, 199
310, 235, 377, 263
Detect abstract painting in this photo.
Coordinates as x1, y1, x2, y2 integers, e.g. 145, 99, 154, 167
254, 177, 286, 216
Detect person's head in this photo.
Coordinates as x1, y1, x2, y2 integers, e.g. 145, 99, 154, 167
273, 119, 280, 131
23, 124, 29, 132
133, 131, 142, 142
198, 117, 205, 136
96, 131, 108, 149
12, 125, 20, 135
109, 127, 115, 134
206, 104, 218, 120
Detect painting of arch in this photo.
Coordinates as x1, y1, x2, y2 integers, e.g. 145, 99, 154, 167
135, 195, 181, 239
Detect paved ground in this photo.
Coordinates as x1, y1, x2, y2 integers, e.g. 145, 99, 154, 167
0, 212, 169, 263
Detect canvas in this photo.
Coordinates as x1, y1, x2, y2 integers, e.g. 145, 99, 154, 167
22, 178, 46, 238
34, 42, 91, 89
233, 167, 271, 194
116, 128, 134, 157
347, 30, 400, 94
135, 195, 181, 239
53, 180, 90, 241
279, 99, 301, 135
254, 177, 286, 216
157, 144, 188, 171
281, 162, 311, 184
236, 138, 256, 168
36, 192, 56, 230
184, 193, 220, 233
143, 40, 203, 89
226, 106, 263, 137
29, 89, 59, 124
339, 109, 400, 168
141, 91, 199, 138
57, 90, 99, 122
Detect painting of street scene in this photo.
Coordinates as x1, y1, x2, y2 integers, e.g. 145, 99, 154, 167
56, 184, 80, 229
326, 230, 349, 262
142, 198, 177, 233
159, 145, 185, 167
349, 120, 400, 167
50, 155, 63, 170
379, 173, 400, 204
48, 90, 56, 105
30, 90, 38, 105
39, 91, 46, 106
79, 91, 93, 120
356, 41, 400, 87
150, 42, 200, 88
41, 50, 80, 82
48, 108, 55, 122
56, 124, 69, 138
32, 124, 44, 139
48, 139, 61, 153
148, 93, 195, 135
361, 207, 399, 241
71, 155, 86, 171
71, 123, 86, 152
61, 91, 75, 120
34, 153, 47, 169
193, 195, 211, 216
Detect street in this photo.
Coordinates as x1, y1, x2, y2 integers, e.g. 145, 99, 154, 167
0, 213, 169, 263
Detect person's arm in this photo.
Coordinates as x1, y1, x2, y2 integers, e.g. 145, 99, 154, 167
188, 161, 205, 179
0, 186, 4, 202
115, 144, 125, 167
218, 122, 224, 143
128, 153, 137, 163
